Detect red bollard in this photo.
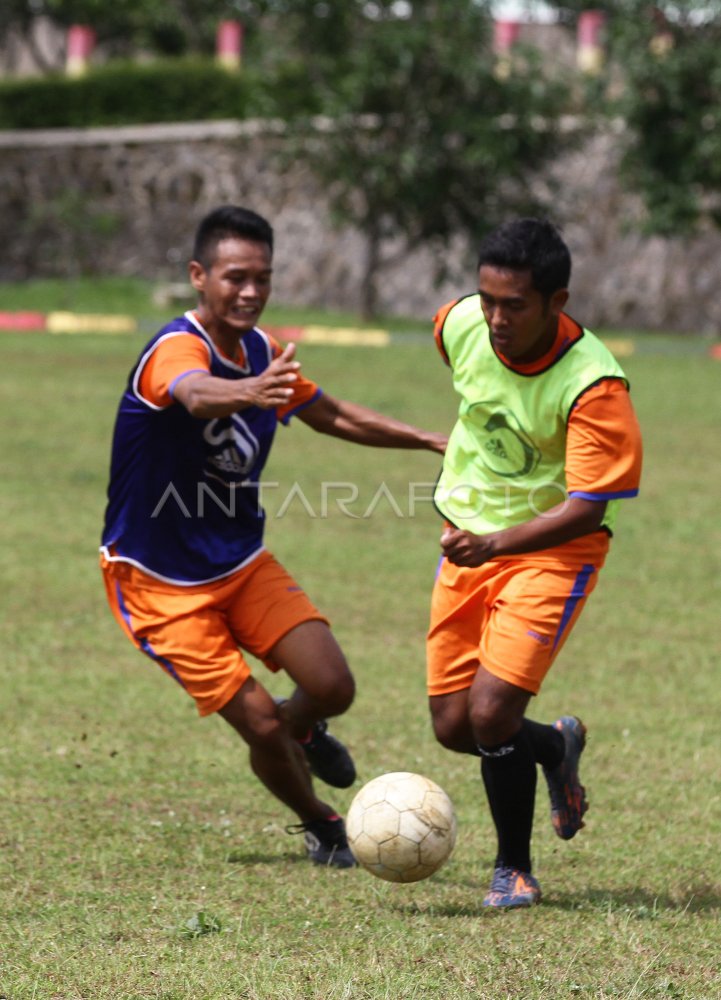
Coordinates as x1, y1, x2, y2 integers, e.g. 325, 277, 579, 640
493, 20, 520, 79
493, 20, 521, 54
216, 20, 243, 71
66, 24, 96, 77
577, 10, 606, 75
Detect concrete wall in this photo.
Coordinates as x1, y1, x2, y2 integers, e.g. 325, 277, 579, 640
2, 120, 720, 333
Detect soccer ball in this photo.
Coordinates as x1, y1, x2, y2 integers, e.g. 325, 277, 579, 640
345, 771, 457, 883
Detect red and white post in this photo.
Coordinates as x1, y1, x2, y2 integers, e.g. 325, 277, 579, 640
216, 20, 243, 71
493, 20, 520, 79
577, 10, 606, 75
66, 25, 95, 78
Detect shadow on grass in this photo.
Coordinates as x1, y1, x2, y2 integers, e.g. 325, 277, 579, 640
392, 885, 721, 918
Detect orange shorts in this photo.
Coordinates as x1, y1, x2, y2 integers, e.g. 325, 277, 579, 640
101, 549, 328, 716
427, 546, 606, 697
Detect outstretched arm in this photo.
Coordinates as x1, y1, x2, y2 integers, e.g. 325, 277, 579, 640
173, 343, 300, 418
296, 393, 447, 454
440, 496, 607, 567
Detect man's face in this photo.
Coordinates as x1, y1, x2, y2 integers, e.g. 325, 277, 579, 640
478, 265, 568, 363
189, 237, 273, 335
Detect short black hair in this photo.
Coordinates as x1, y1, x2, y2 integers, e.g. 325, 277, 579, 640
477, 218, 571, 297
192, 205, 274, 269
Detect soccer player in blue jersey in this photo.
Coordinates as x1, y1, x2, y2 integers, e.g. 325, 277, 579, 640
101, 205, 446, 868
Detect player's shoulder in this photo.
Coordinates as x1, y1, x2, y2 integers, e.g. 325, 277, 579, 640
153, 312, 202, 337
561, 317, 627, 375
134, 320, 210, 377
433, 293, 479, 333
433, 297, 460, 332
142, 315, 202, 352
433, 294, 483, 367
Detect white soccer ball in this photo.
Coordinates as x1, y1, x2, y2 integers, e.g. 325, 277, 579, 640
346, 771, 457, 883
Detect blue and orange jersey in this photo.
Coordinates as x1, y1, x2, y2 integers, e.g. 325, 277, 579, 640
101, 312, 321, 585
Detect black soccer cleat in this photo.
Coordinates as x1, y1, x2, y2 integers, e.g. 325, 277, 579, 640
300, 719, 357, 789
287, 816, 358, 868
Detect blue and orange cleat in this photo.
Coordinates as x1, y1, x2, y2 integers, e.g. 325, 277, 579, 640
543, 715, 588, 840
483, 866, 541, 909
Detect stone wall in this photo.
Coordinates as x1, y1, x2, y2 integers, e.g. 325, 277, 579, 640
1, 120, 720, 333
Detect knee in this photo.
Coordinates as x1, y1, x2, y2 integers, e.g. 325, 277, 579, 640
235, 707, 286, 752
468, 698, 518, 747
330, 665, 356, 715
432, 716, 468, 753
325, 670, 355, 717
309, 662, 356, 718
274, 622, 356, 717
219, 681, 288, 750
430, 699, 473, 754
254, 717, 283, 751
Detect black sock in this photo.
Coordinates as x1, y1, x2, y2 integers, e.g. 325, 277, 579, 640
523, 718, 565, 769
478, 725, 536, 874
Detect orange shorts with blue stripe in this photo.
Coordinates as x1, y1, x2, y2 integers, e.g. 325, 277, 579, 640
101, 549, 328, 716
427, 541, 607, 697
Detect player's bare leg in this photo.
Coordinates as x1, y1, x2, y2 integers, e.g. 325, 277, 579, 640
429, 688, 477, 754
269, 620, 355, 731
219, 676, 332, 820
269, 620, 357, 788
219, 675, 356, 866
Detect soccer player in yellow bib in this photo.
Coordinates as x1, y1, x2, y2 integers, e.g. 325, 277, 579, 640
427, 218, 643, 908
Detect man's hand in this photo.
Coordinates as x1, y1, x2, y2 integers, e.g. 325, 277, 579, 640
244, 342, 300, 410
174, 342, 300, 418
440, 526, 497, 567
439, 497, 608, 567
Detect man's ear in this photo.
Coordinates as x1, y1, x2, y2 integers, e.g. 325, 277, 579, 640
549, 288, 569, 316
188, 260, 205, 293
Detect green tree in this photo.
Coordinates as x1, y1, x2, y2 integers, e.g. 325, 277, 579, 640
265, 0, 575, 316
612, 2, 721, 232
549, 1, 721, 234
5, 0, 580, 316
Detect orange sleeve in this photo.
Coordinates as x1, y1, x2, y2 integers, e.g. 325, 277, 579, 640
267, 335, 322, 424
565, 379, 643, 499
433, 299, 459, 367
137, 334, 211, 408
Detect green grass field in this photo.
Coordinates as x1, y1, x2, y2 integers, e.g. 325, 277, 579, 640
1, 280, 720, 999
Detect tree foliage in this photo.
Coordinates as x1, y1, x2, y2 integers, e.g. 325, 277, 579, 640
611, 2, 721, 233
262, 0, 576, 314
550, 1, 721, 234
4, 1, 578, 314
7, 0, 721, 250
4, 0, 580, 315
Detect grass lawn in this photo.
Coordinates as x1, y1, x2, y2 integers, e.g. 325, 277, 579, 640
0, 280, 719, 999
